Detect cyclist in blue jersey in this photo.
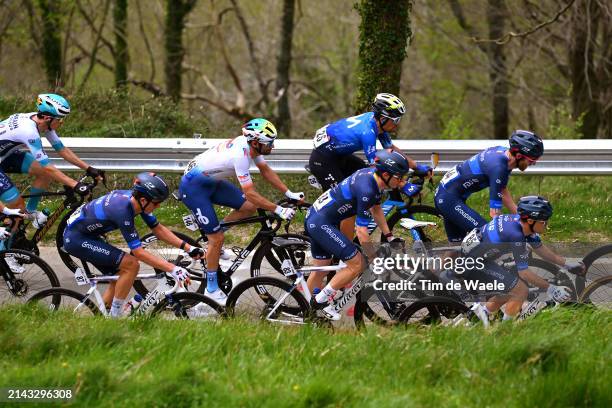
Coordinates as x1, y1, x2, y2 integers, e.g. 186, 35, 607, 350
0, 94, 105, 228
308, 93, 431, 238
458, 196, 585, 323
435, 130, 544, 243
63, 173, 203, 318
305, 150, 408, 320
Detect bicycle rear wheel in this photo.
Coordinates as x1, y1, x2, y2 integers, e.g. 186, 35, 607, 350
0, 249, 60, 305
151, 291, 225, 319
225, 276, 310, 324
28, 287, 100, 316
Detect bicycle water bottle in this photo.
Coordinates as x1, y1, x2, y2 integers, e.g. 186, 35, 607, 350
32, 208, 51, 230
123, 294, 143, 315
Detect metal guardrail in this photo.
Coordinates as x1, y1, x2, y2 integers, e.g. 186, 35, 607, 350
44, 138, 612, 175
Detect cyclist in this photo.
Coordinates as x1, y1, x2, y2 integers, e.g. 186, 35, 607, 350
0, 93, 105, 228
308, 93, 431, 238
62, 172, 203, 318
458, 196, 585, 323
305, 150, 408, 320
179, 118, 303, 305
435, 130, 543, 244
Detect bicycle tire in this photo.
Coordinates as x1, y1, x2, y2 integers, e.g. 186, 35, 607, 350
133, 231, 202, 297
28, 287, 101, 315
150, 291, 225, 319
250, 234, 311, 278
55, 205, 83, 273
578, 275, 612, 308
397, 296, 470, 326
225, 276, 310, 323
0, 249, 60, 304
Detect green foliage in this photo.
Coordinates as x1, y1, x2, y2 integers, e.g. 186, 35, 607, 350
37, 0, 63, 87
0, 306, 610, 406
0, 91, 210, 138
546, 103, 584, 139
422, 79, 475, 139
355, 0, 413, 112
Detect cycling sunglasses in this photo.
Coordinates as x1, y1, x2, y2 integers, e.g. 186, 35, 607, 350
392, 173, 409, 182
382, 115, 402, 125
517, 154, 539, 164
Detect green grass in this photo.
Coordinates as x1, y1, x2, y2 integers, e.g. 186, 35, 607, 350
0, 306, 610, 407
22, 172, 612, 245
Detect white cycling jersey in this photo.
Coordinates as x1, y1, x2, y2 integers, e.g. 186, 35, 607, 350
184, 135, 265, 186
0, 112, 64, 165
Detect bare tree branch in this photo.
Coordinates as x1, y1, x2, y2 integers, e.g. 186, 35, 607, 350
78, 0, 112, 92
135, 0, 157, 83
229, 0, 269, 104
76, 0, 115, 58
447, 0, 487, 54
73, 40, 114, 71
473, 0, 575, 45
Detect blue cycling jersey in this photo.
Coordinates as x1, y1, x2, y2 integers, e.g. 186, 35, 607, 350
316, 112, 393, 163
65, 190, 159, 250
439, 146, 511, 209
307, 167, 382, 227
465, 214, 542, 271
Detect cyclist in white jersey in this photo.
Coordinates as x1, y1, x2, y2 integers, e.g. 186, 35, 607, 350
0, 94, 105, 230
179, 118, 303, 304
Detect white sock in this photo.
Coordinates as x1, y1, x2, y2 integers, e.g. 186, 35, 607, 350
502, 313, 514, 321
315, 284, 337, 304
110, 297, 126, 318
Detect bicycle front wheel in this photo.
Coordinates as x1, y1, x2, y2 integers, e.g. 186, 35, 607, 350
226, 276, 310, 324
28, 287, 100, 316
397, 296, 470, 326
0, 249, 60, 305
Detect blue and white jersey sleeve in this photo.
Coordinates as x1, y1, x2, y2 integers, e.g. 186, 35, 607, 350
44, 129, 64, 151
140, 212, 159, 229
487, 156, 510, 209
378, 132, 393, 150
512, 241, 530, 271
103, 200, 143, 250
526, 233, 543, 249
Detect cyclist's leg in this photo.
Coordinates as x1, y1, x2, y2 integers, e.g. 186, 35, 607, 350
0, 160, 25, 211
211, 179, 254, 223
179, 174, 226, 291
435, 188, 487, 243
306, 217, 363, 302
63, 230, 134, 311
304, 221, 333, 293
3, 151, 47, 212
308, 149, 344, 191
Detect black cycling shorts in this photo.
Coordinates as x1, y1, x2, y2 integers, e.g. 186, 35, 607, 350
308, 149, 367, 191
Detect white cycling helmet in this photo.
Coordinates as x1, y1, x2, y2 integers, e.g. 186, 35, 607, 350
242, 118, 278, 145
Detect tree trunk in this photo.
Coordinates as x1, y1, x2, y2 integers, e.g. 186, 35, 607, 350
570, 0, 602, 138
38, 0, 63, 88
164, 0, 197, 101
113, 0, 128, 90
354, 0, 413, 113
487, 0, 509, 140
275, 0, 295, 136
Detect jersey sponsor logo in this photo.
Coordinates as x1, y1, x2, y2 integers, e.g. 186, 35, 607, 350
81, 242, 110, 255
321, 224, 346, 248
337, 203, 352, 215
86, 223, 103, 232
461, 178, 479, 189
194, 208, 209, 225
124, 221, 131, 226
346, 116, 362, 128
454, 205, 478, 226
362, 197, 369, 202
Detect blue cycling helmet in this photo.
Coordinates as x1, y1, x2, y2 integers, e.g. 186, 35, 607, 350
374, 150, 410, 177
36, 93, 71, 118
132, 172, 169, 202
509, 130, 544, 159
517, 195, 553, 221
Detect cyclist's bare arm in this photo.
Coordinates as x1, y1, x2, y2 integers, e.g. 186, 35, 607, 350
518, 268, 550, 290
57, 147, 90, 171
241, 183, 277, 212
131, 247, 175, 272
501, 188, 517, 213
256, 161, 289, 194
31, 162, 77, 188
150, 224, 196, 253
533, 244, 566, 266
370, 204, 391, 236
